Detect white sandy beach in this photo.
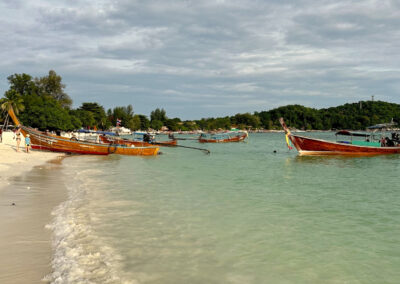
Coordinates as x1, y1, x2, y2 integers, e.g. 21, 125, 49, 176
0, 131, 65, 283
0, 131, 64, 189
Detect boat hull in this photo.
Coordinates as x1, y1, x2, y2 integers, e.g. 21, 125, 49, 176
99, 135, 176, 147
22, 127, 111, 155
289, 134, 400, 155
107, 145, 159, 156
278, 117, 400, 156
198, 133, 248, 143
8, 107, 159, 156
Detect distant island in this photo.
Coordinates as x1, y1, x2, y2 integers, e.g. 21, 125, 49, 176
1, 71, 400, 132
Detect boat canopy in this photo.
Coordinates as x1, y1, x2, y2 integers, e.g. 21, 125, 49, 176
367, 122, 397, 129
96, 131, 117, 136
335, 130, 371, 137
77, 129, 117, 136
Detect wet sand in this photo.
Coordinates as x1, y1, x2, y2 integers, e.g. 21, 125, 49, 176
0, 151, 66, 283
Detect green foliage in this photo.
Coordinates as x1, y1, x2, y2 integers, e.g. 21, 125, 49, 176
1, 89, 25, 114
256, 101, 400, 130
129, 115, 142, 130
2, 72, 76, 130
19, 93, 74, 131
35, 70, 72, 108
181, 121, 198, 131
3, 71, 400, 132
69, 113, 83, 130
137, 115, 150, 130
185, 101, 400, 131
165, 118, 181, 131
79, 102, 108, 129
6, 73, 37, 96
150, 119, 163, 130
232, 113, 260, 129
150, 108, 167, 123
193, 117, 231, 131
70, 109, 94, 129
108, 105, 135, 129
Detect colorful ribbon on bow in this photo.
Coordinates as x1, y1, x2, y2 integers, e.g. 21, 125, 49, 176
285, 133, 293, 150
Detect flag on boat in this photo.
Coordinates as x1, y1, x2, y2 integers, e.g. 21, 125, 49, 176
116, 118, 122, 126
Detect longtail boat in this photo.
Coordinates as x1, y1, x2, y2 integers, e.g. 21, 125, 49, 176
279, 117, 400, 155
99, 135, 177, 147
7, 107, 159, 156
100, 133, 212, 154
198, 131, 248, 143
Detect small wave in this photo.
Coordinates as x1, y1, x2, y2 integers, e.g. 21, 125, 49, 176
45, 162, 138, 284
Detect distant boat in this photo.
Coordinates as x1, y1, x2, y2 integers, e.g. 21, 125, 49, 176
110, 126, 132, 135
7, 107, 159, 156
198, 131, 248, 143
279, 117, 400, 155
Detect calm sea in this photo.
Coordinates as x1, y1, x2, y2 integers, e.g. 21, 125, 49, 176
46, 133, 400, 284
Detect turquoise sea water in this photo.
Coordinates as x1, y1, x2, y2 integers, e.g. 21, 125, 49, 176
46, 133, 400, 283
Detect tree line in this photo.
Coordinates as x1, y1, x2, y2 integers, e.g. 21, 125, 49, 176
1, 71, 400, 131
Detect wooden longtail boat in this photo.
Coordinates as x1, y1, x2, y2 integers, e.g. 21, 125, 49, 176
279, 117, 400, 155
99, 135, 177, 147
198, 131, 248, 143
107, 144, 159, 156
7, 107, 159, 156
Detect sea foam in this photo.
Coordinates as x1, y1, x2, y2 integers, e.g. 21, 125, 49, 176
44, 163, 137, 284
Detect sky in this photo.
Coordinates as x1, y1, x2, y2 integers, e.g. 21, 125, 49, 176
1, 0, 399, 120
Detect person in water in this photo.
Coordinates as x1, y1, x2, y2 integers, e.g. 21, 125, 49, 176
25, 134, 31, 153
14, 126, 22, 152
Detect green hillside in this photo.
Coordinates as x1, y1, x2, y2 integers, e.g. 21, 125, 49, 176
256, 101, 400, 130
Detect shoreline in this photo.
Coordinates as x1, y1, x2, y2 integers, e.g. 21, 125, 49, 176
0, 140, 66, 283
0, 132, 65, 190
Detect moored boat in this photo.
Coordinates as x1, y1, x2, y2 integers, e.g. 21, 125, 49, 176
7, 107, 159, 156
107, 144, 159, 156
198, 131, 248, 143
99, 134, 177, 147
279, 117, 400, 155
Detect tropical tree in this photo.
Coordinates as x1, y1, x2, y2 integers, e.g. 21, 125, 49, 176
79, 102, 109, 129
108, 105, 135, 129
19, 93, 74, 130
128, 115, 142, 130
71, 109, 95, 129
150, 120, 163, 130
0, 89, 25, 114
150, 108, 167, 124
35, 70, 72, 108
6, 73, 37, 97
137, 115, 150, 130
165, 118, 181, 131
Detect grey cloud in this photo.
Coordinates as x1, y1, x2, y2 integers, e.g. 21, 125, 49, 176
0, 0, 399, 119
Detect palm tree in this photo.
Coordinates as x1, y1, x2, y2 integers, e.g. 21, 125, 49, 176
0, 89, 25, 114
1, 90, 25, 128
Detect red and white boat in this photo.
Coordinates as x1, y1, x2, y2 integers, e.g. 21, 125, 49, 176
279, 118, 400, 155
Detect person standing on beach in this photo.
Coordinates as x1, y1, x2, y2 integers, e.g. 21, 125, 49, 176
14, 126, 22, 152
25, 134, 31, 153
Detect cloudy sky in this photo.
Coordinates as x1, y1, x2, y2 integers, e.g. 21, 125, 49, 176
1, 0, 399, 119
